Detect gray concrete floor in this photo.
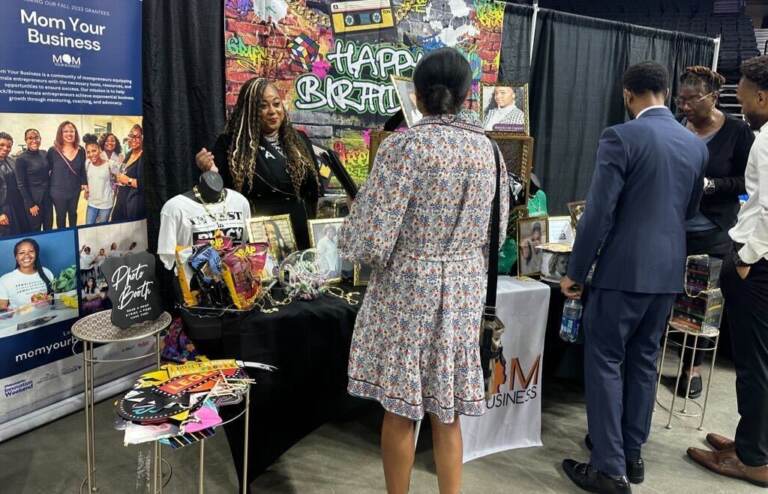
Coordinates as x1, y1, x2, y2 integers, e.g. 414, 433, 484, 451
0, 356, 760, 493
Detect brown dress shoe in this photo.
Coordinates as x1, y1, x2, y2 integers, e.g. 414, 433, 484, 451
688, 447, 768, 488
706, 433, 735, 451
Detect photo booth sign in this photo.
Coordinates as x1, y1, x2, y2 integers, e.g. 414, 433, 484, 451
224, 0, 505, 185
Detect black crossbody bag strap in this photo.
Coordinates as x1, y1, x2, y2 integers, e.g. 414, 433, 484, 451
485, 141, 501, 313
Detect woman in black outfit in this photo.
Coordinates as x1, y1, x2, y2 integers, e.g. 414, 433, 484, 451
675, 66, 754, 397
48, 121, 86, 228
195, 77, 321, 249
15, 129, 53, 231
112, 124, 145, 222
0, 132, 30, 237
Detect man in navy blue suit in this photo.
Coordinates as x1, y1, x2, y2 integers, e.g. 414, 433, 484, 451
560, 62, 708, 493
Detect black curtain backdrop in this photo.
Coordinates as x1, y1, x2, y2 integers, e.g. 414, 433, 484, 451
499, 3, 534, 84
527, 8, 715, 213
142, 0, 226, 251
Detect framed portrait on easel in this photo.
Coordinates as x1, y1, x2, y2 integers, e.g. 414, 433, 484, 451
567, 201, 587, 230
486, 132, 535, 208
368, 130, 393, 172
391, 75, 423, 128
481, 84, 530, 135
247, 214, 297, 279
353, 263, 372, 286
517, 216, 548, 277
308, 218, 344, 283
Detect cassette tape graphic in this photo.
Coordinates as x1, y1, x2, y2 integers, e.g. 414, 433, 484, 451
330, 0, 398, 42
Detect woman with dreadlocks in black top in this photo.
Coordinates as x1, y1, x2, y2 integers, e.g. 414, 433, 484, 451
195, 77, 321, 249
672, 65, 754, 399
0, 238, 54, 311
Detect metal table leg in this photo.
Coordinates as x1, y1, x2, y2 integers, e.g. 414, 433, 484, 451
698, 335, 720, 431
667, 331, 689, 429
655, 326, 672, 412
83, 341, 94, 492
154, 333, 163, 494
199, 440, 205, 494
243, 386, 250, 494
681, 334, 701, 414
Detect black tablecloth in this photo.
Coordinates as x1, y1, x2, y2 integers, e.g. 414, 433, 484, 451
180, 293, 361, 490
543, 281, 585, 383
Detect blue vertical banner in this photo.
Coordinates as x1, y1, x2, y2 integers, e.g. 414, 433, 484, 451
0, 1, 142, 116
0, 0, 148, 442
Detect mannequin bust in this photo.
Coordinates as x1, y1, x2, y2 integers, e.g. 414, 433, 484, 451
183, 171, 224, 203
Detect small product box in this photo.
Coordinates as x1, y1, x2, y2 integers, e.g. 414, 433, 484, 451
685, 255, 723, 295
670, 288, 724, 334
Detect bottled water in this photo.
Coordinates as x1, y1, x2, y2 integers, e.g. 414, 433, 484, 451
560, 299, 583, 343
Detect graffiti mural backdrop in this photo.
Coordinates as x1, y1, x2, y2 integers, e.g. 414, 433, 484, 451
224, 0, 504, 184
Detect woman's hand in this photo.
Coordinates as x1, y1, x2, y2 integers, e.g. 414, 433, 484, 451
116, 173, 131, 186
196, 148, 218, 173
29, 205, 39, 216
0, 214, 9, 226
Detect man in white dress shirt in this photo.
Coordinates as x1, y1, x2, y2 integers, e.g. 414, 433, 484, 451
688, 55, 768, 488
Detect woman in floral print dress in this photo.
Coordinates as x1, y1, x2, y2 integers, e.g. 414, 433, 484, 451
339, 48, 509, 494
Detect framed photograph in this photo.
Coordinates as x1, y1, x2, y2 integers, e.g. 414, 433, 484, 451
487, 133, 534, 208
391, 76, 423, 128
517, 216, 549, 277
548, 215, 574, 245
481, 84, 529, 135
567, 201, 586, 230
368, 130, 393, 171
538, 243, 572, 283
308, 218, 344, 282
247, 215, 297, 278
353, 263, 372, 286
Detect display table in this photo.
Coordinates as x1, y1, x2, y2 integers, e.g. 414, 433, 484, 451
71, 310, 172, 493
462, 276, 551, 461
181, 292, 361, 490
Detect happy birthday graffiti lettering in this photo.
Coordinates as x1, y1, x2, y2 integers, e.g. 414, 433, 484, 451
294, 40, 423, 115
327, 40, 422, 81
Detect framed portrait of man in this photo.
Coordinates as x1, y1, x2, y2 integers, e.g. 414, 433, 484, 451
517, 216, 549, 277
487, 133, 535, 208
247, 214, 297, 279
308, 218, 344, 282
391, 76, 423, 128
481, 84, 529, 135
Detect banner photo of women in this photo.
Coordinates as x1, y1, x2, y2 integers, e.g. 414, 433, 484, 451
0, 0, 145, 441
0, 114, 144, 233
77, 219, 148, 316
223, 0, 505, 186
0, 231, 78, 337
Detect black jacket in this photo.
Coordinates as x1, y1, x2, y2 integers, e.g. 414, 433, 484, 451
212, 130, 321, 213
47, 146, 86, 200
695, 115, 753, 232
15, 149, 50, 208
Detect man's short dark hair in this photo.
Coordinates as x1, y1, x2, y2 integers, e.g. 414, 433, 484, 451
623, 62, 669, 95
741, 56, 768, 91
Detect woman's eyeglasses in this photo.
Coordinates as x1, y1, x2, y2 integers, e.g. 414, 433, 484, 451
675, 92, 714, 107
127, 133, 142, 140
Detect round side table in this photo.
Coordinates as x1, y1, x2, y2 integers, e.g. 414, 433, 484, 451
655, 320, 720, 431
72, 310, 172, 493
